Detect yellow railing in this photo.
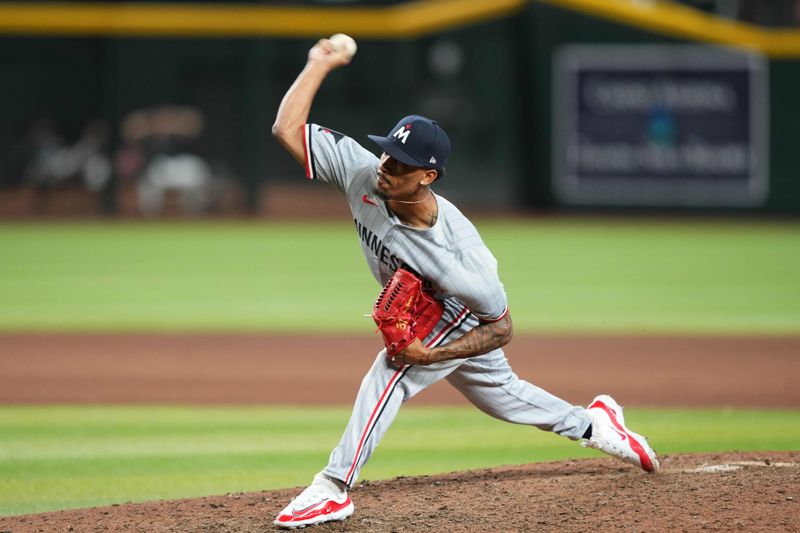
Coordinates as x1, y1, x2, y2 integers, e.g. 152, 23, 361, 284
0, 0, 798, 57
542, 0, 800, 58
0, 0, 524, 38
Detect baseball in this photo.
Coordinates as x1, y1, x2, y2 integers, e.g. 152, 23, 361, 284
329, 33, 357, 59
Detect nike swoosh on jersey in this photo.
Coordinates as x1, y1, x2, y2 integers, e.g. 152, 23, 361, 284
362, 194, 378, 206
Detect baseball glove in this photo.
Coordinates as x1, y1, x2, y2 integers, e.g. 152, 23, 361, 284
372, 267, 444, 356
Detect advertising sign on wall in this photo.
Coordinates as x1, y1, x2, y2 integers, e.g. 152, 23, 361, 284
552, 45, 768, 207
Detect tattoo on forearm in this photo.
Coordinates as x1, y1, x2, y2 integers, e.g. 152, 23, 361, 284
430, 314, 513, 363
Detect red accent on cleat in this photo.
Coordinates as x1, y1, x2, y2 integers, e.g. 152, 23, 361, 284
588, 399, 655, 472
276, 495, 353, 526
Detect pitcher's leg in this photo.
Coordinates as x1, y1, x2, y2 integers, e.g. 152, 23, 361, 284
445, 349, 590, 440
323, 350, 462, 487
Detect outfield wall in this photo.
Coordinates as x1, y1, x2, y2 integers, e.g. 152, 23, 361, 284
521, 2, 800, 212
0, 1, 798, 214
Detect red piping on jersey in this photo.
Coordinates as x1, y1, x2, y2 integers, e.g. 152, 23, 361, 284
344, 367, 405, 486
302, 123, 313, 180
426, 306, 469, 347
480, 306, 509, 323
343, 305, 469, 487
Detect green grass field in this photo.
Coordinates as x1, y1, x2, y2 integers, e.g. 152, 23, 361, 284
1, 219, 798, 516
1, 219, 798, 333
1, 405, 799, 516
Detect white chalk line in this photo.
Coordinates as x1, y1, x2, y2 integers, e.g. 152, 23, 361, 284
686, 461, 798, 473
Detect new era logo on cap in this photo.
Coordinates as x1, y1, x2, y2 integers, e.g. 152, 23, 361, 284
368, 115, 450, 171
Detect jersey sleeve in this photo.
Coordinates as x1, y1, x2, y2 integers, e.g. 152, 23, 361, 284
303, 123, 378, 194
443, 245, 509, 322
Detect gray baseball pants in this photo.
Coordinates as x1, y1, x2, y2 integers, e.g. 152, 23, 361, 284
322, 348, 591, 488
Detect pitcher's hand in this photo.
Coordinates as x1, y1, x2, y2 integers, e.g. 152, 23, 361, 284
307, 38, 352, 72
389, 339, 435, 368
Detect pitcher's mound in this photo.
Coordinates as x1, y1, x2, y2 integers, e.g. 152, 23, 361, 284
3, 451, 798, 532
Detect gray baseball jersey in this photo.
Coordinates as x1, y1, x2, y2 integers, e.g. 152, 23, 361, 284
303, 123, 590, 487
304, 123, 509, 342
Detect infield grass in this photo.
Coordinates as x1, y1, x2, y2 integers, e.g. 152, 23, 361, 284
1, 405, 799, 516
1, 219, 798, 334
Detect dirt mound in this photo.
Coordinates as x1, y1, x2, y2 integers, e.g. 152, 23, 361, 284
2, 451, 797, 532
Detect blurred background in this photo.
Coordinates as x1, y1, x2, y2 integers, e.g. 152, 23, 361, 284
1, 0, 798, 218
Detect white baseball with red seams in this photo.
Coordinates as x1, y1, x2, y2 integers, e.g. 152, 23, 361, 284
329, 33, 357, 59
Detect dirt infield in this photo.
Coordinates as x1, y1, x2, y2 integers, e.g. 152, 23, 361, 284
0, 333, 798, 531
1, 333, 798, 406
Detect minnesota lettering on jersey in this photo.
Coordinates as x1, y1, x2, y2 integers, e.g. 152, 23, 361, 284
354, 218, 402, 271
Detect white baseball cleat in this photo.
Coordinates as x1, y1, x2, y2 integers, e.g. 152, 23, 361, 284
582, 394, 660, 473
274, 473, 354, 529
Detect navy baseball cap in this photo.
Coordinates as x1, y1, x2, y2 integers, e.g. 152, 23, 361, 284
367, 115, 450, 172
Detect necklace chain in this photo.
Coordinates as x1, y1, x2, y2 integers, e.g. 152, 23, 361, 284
392, 189, 433, 205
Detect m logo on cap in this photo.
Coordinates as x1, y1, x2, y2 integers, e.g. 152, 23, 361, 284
392, 124, 411, 144
367, 115, 449, 171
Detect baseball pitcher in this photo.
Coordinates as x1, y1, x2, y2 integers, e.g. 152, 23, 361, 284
271, 36, 659, 529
